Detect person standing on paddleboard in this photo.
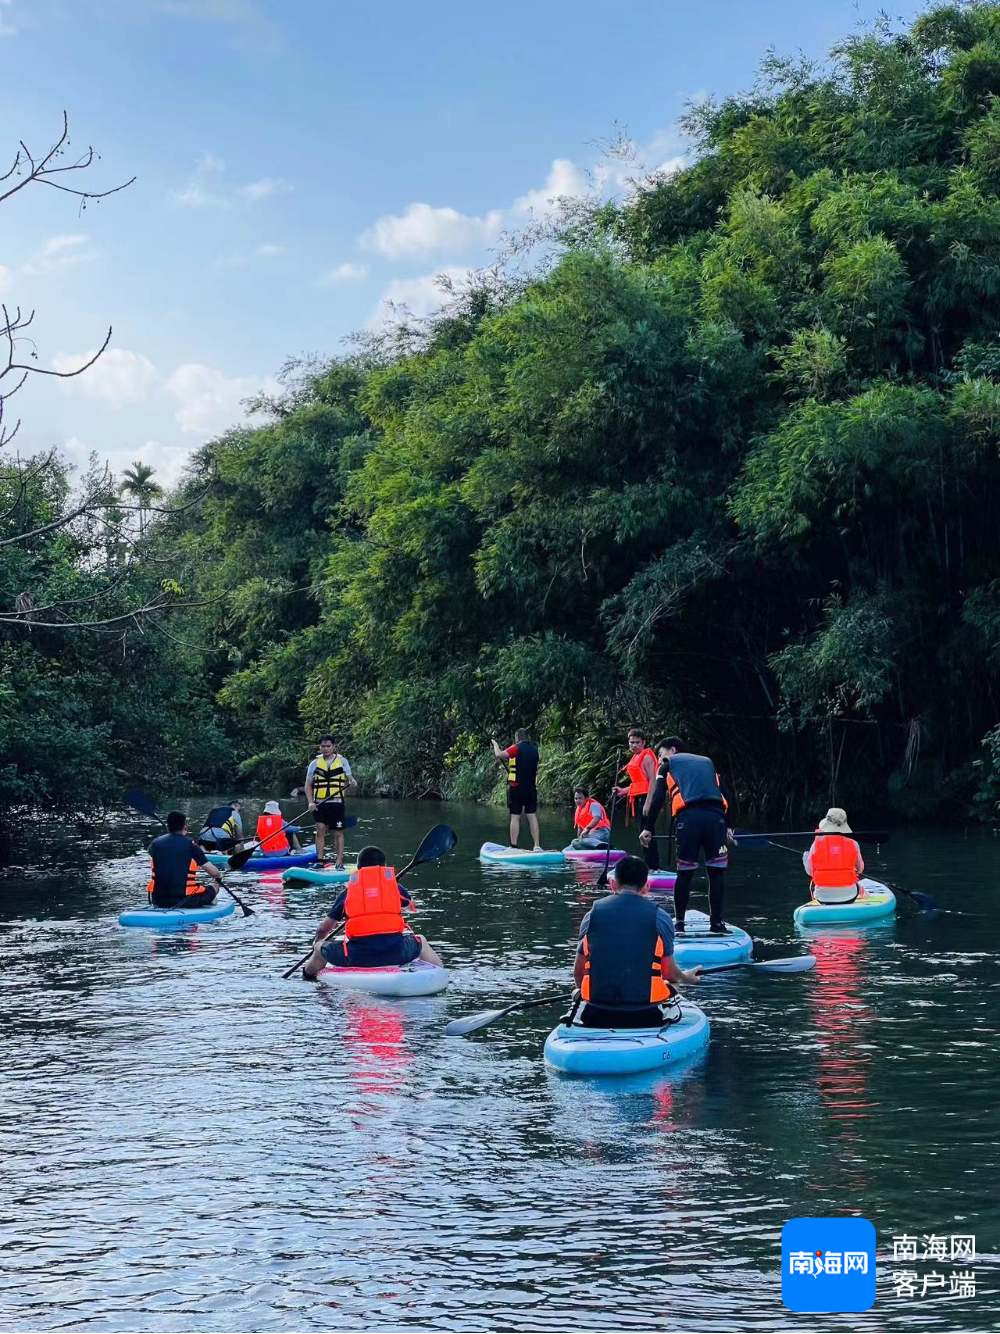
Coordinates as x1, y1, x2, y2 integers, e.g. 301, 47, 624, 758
306, 734, 358, 870
148, 811, 225, 909
803, 808, 864, 904
573, 855, 700, 1028
615, 728, 659, 867
301, 844, 444, 979
643, 738, 734, 934
492, 728, 542, 850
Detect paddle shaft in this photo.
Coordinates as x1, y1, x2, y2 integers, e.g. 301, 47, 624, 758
597, 750, 625, 887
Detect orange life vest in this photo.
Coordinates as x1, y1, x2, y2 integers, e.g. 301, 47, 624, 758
810, 833, 862, 889
343, 865, 407, 939
147, 859, 202, 902
255, 813, 287, 853
666, 769, 729, 817
624, 748, 657, 798
574, 799, 611, 834
580, 932, 670, 1004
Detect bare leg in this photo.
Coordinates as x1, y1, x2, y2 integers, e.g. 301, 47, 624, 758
417, 938, 444, 967
315, 820, 326, 861
335, 829, 345, 866
527, 813, 541, 848
303, 942, 328, 977
509, 813, 521, 847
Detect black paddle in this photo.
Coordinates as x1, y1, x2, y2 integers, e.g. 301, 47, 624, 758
125, 789, 254, 918
875, 878, 938, 913
732, 828, 891, 849
281, 822, 458, 979
596, 750, 625, 888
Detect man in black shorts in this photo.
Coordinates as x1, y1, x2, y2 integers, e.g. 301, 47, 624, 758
643, 738, 734, 934
491, 728, 541, 850
305, 734, 357, 869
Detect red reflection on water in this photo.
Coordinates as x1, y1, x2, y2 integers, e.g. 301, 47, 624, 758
807, 929, 878, 1193
257, 872, 286, 910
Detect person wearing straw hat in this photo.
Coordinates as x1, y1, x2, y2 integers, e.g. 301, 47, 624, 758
254, 800, 302, 855
803, 808, 865, 904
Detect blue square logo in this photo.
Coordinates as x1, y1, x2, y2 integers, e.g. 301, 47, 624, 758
782, 1217, 876, 1312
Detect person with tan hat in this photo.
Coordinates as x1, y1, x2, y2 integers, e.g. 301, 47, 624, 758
254, 800, 302, 854
803, 808, 865, 904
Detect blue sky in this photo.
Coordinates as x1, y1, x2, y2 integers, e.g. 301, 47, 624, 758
1, 0, 926, 486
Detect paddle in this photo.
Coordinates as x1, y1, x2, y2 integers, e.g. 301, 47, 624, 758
281, 822, 458, 980
445, 992, 575, 1037
596, 750, 625, 888
732, 828, 891, 850
876, 878, 938, 913
699, 954, 817, 975
125, 789, 254, 918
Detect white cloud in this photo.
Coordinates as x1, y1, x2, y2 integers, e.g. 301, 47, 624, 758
51, 348, 158, 406
22, 234, 94, 275
325, 261, 368, 283
361, 202, 501, 260
369, 266, 473, 328
197, 151, 225, 173
256, 243, 284, 257
0, 0, 15, 37
58, 436, 195, 489
238, 177, 292, 202
166, 362, 279, 435
359, 158, 592, 262
511, 158, 588, 219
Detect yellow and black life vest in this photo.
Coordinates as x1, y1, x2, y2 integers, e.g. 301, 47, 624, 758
313, 755, 347, 802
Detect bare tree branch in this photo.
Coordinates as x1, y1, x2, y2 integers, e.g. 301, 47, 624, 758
0, 112, 136, 208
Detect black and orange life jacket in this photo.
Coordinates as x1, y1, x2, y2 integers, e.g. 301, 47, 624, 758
343, 865, 407, 939
580, 892, 670, 1006
665, 752, 728, 818
147, 859, 202, 902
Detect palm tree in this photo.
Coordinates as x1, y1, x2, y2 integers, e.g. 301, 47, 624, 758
118, 461, 164, 535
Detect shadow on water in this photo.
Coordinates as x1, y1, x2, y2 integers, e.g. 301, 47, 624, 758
0, 797, 998, 1330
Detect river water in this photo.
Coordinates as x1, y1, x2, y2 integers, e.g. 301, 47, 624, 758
0, 798, 997, 1331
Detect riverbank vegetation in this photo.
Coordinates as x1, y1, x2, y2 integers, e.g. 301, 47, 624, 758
10, 4, 1000, 827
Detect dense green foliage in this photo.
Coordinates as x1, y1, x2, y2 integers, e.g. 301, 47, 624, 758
16, 3, 1000, 825
0, 454, 229, 832
163, 2, 1000, 819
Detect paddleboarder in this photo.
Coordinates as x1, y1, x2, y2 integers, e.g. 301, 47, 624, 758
149, 811, 225, 909
803, 808, 865, 903
306, 734, 358, 869
301, 845, 444, 978
491, 729, 541, 850
573, 855, 700, 1027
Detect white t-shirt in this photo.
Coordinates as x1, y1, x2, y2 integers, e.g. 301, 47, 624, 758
306, 755, 352, 783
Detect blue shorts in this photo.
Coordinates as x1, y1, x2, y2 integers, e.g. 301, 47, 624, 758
321, 934, 422, 969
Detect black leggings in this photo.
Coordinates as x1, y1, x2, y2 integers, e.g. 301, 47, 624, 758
674, 866, 725, 929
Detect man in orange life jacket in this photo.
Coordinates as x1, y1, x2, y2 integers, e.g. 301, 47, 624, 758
803, 808, 865, 903
148, 811, 224, 909
573, 855, 700, 1027
570, 786, 612, 849
301, 845, 444, 978
615, 728, 660, 869
643, 737, 734, 934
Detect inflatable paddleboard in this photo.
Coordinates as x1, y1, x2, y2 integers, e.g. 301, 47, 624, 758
119, 900, 236, 928
793, 878, 896, 926
562, 846, 627, 863
673, 909, 753, 966
317, 960, 449, 997
544, 1001, 710, 1076
206, 847, 318, 873
282, 864, 353, 887
479, 842, 566, 867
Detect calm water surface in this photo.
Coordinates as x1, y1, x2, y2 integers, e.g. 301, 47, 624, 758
1, 799, 998, 1331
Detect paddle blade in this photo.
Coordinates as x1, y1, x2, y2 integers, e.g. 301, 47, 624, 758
904, 888, 937, 911
752, 954, 816, 974
411, 824, 458, 868
126, 788, 161, 821
445, 1007, 506, 1037
227, 847, 255, 871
